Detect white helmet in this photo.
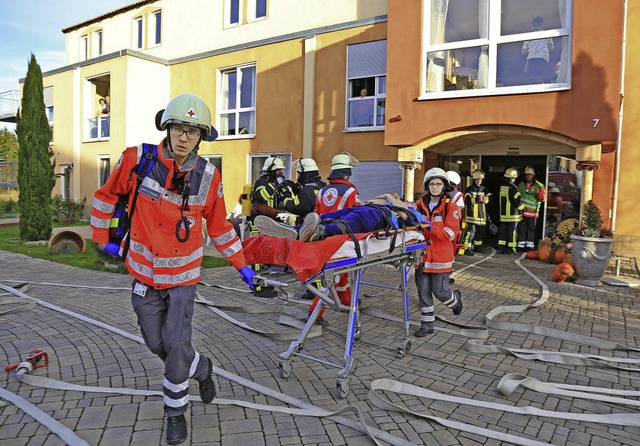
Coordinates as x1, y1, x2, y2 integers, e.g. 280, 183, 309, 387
262, 156, 285, 172
293, 158, 318, 173
471, 169, 485, 180
423, 167, 449, 188
446, 170, 461, 186
550, 187, 561, 193
524, 166, 535, 175
331, 152, 359, 170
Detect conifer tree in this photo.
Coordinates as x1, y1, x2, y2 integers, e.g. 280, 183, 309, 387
16, 54, 55, 241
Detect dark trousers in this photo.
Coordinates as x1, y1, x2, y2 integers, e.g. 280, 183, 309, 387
414, 270, 457, 330
517, 217, 537, 250
498, 221, 518, 252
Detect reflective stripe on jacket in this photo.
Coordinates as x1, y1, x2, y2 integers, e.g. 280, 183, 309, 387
91, 140, 247, 289
518, 180, 546, 218
415, 197, 460, 273
499, 183, 525, 223
315, 178, 361, 213
465, 183, 490, 225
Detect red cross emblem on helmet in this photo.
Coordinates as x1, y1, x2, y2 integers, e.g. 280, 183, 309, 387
185, 107, 197, 118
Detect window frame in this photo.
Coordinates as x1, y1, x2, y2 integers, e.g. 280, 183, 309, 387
225, 0, 242, 28
217, 63, 257, 139
81, 35, 89, 61
150, 10, 162, 47
133, 16, 144, 50
248, 0, 268, 22
95, 30, 103, 57
248, 153, 292, 185
98, 155, 111, 188
419, 0, 573, 100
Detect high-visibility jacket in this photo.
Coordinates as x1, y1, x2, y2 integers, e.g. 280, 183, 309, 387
282, 175, 326, 220
252, 175, 279, 208
415, 196, 460, 273
499, 182, 525, 223
91, 140, 247, 289
518, 180, 546, 218
315, 178, 361, 213
465, 183, 491, 225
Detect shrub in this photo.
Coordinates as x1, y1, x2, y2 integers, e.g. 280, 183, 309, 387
51, 195, 87, 223
573, 201, 613, 238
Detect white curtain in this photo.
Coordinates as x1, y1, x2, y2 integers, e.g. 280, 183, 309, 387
477, 0, 489, 88
426, 0, 450, 92
557, 0, 569, 83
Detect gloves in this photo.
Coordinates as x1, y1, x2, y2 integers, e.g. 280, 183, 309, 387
238, 266, 256, 290
420, 220, 432, 231
103, 242, 121, 257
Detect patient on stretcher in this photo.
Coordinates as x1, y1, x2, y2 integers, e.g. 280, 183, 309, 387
254, 194, 431, 242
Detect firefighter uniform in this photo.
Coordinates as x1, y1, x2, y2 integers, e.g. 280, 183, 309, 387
464, 170, 491, 253
413, 168, 463, 336
517, 166, 546, 251
498, 167, 525, 254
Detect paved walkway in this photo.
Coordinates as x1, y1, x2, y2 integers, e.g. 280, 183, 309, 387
1, 246, 640, 445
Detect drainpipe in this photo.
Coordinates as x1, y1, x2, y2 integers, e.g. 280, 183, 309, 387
611, 0, 627, 231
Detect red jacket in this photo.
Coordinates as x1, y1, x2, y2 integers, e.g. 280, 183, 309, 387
415, 196, 460, 273
315, 178, 361, 213
91, 140, 247, 289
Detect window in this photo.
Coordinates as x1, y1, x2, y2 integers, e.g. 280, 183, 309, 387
226, 0, 241, 27
422, 0, 572, 98
44, 86, 54, 143
218, 64, 256, 137
249, 153, 291, 185
226, 0, 267, 27
346, 40, 387, 129
81, 35, 89, 61
84, 74, 111, 141
201, 155, 222, 174
248, 0, 267, 22
98, 156, 111, 187
151, 10, 162, 45
133, 17, 143, 49
95, 30, 103, 56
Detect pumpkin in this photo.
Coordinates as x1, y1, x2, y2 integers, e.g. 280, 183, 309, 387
526, 250, 539, 260
553, 248, 567, 264
551, 262, 575, 283
537, 245, 552, 262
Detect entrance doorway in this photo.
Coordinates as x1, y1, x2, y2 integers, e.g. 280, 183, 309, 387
481, 155, 547, 247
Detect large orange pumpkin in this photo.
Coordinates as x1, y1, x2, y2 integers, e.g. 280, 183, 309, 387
551, 262, 575, 282
553, 249, 567, 264
526, 250, 539, 260
537, 245, 552, 262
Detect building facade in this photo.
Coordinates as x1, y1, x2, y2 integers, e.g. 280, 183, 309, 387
22, 0, 640, 251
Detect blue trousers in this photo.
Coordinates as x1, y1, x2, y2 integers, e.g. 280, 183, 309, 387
320, 207, 388, 236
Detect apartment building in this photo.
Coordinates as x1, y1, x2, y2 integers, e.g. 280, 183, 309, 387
31, 0, 640, 250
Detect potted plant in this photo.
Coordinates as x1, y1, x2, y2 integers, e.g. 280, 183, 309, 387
570, 201, 614, 286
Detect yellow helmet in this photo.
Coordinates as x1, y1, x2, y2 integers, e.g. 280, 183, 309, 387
471, 169, 485, 180
331, 152, 359, 170
293, 158, 319, 173
504, 167, 519, 179
262, 156, 285, 172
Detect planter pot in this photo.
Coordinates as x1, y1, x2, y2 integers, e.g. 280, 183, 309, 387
570, 234, 614, 287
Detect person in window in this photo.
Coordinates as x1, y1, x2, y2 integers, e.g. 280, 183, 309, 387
95, 97, 110, 137
90, 94, 256, 445
522, 16, 554, 84
350, 88, 373, 127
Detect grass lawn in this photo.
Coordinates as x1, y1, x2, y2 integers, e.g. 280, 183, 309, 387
0, 223, 231, 273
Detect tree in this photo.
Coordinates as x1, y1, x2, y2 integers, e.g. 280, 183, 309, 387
0, 128, 19, 162
16, 54, 55, 241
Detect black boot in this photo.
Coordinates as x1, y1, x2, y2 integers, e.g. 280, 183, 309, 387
414, 326, 434, 337
452, 290, 463, 315
166, 414, 187, 445
198, 357, 216, 404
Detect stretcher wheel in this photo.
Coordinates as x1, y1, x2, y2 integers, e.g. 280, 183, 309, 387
353, 328, 361, 341
279, 361, 292, 379
336, 380, 350, 399
397, 339, 412, 358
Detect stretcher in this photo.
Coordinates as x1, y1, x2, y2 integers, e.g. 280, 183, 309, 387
242, 229, 426, 398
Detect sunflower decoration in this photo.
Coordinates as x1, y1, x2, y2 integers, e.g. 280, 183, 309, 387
555, 218, 579, 243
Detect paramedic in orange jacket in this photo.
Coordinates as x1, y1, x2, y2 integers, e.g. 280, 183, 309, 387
307, 152, 361, 326
413, 168, 463, 337
90, 94, 255, 446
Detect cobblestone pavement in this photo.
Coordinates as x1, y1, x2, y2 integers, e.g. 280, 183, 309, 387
1, 246, 640, 446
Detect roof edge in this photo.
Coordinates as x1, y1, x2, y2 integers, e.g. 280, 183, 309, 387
61, 0, 159, 33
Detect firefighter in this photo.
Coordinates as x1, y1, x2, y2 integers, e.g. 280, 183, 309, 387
547, 186, 563, 231
413, 168, 463, 337
464, 169, 491, 254
517, 166, 546, 251
308, 152, 362, 325
90, 94, 255, 445
280, 158, 326, 222
250, 155, 291, 220
498, 166, 525, 254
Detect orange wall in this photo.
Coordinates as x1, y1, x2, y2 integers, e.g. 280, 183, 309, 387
385, 0, 625, 148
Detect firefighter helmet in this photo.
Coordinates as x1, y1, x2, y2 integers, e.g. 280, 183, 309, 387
550, 187, 561, 193
471, 169, 485, 180
157, 94, 218, 141
524, 166, 535, 175
423, 167, 449, 188
331, 152, 359, 170
504, 167, 519, 179
293, 158, 319, 173
262, 156, 285, 172
446, 170, 461, 186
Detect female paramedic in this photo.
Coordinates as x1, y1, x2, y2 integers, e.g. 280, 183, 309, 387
90, 94, 255, 445
413, 167, 464, 337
